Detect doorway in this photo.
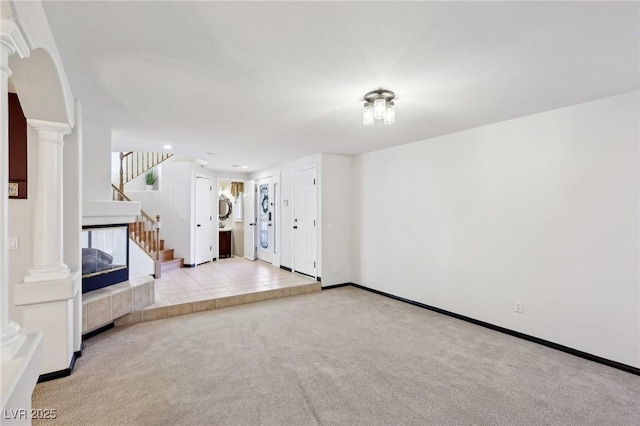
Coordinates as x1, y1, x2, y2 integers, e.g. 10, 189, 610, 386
217, 179, 246, 259
242, 175, 280, 265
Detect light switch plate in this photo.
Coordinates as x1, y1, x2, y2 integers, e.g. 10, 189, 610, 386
8, 237, 18, 250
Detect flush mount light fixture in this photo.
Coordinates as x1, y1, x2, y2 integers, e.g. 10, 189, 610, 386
163, 144, 172, 150
363, 89, 395, 125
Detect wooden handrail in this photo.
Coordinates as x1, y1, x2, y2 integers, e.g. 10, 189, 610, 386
141, 210, 156, 224
155, 214, 161, 278
118, 151, 173, 192
112, 184, 131, 202
111, 184, 162, 278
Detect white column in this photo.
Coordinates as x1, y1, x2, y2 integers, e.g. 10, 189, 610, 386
23, 120, 71, 282
1, 18, 29, 361
1, 17, 44, 421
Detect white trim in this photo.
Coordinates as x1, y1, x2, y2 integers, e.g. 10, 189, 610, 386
0, 19, 30, 59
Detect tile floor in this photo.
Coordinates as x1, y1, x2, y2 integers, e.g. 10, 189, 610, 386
150, 256, 317, 307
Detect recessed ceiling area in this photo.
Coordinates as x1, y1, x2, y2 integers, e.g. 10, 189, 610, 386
41, 1, 639, 172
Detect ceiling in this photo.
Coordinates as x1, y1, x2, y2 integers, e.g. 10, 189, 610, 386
41, 1, 639, 172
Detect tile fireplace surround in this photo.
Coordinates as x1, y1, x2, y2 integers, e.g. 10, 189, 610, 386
82, 276, 154, 333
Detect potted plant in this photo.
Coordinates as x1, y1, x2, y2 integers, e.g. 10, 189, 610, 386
145, 170, 157, 191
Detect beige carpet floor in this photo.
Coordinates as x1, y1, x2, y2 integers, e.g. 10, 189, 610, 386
33, 287, 640, 425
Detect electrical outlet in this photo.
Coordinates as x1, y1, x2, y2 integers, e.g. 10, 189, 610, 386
8, 237, 18, 250
515, 301, 523, 313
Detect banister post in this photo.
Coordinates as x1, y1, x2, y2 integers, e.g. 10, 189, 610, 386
119, 152, 124, 195
155, 214, 161, 279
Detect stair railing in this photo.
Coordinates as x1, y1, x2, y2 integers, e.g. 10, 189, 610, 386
111, 184, 162, 278
119, 151, 173, 192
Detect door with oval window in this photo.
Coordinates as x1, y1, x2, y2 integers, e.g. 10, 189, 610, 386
256, 177, 272, 263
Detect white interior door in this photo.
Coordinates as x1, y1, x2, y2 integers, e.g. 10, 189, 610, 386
195, 176, 212, 265
294, 167, 317, 277
256, 177, 273, 263
243, 179, 256, 260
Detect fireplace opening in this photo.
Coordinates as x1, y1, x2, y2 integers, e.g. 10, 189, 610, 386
82, 224, 129, 293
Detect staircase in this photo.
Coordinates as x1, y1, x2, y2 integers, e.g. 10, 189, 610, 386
128, 213, 184, 273
113, 151, 182, 278
118, 151, 173, 192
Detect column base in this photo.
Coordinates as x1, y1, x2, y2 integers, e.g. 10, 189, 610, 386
14, 272, 80, 375
1, 320, 27, 362
24, 265, 70, 283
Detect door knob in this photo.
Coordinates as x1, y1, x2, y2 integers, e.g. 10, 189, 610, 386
197, 224, 201, 227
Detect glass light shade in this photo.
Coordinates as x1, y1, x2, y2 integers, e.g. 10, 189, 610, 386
363, 102, 374, 125
384, 101, 395, 124
373, 97, 386, 119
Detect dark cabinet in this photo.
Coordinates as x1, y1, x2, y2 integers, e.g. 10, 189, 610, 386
219, 230, 232, 258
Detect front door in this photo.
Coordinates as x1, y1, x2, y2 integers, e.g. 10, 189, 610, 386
256, 177, 273, 263
195, 176, 212, 265
293, 167, 317, 277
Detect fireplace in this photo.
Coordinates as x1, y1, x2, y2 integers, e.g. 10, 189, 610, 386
82, 224, 129, 293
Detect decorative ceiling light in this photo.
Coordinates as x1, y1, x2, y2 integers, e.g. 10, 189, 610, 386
363, 89, 395, 125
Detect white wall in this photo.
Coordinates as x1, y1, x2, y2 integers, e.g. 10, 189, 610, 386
63, 101, 82, 274
253, 154, 320, 271
352, 91, 640, 368
251, 153, 352, 285
129, 241, 155, 278
320, 154, 352, 286
63, 100, 83, 353
127, 161, 194, 264
82, 119, 112, 201
125, 159, 248, 265
7, 127, 36, 324
121, 163, 161, 192
8, 200, 29, 322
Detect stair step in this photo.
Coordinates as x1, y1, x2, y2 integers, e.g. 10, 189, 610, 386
158, 249, 174, 262
161, 258, 184, 272
122, 188, 176, 271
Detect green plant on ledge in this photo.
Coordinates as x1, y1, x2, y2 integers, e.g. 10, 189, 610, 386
145, 170, 157, 186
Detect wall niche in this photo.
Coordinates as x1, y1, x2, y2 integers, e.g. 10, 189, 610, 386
8, 92, 27, 199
